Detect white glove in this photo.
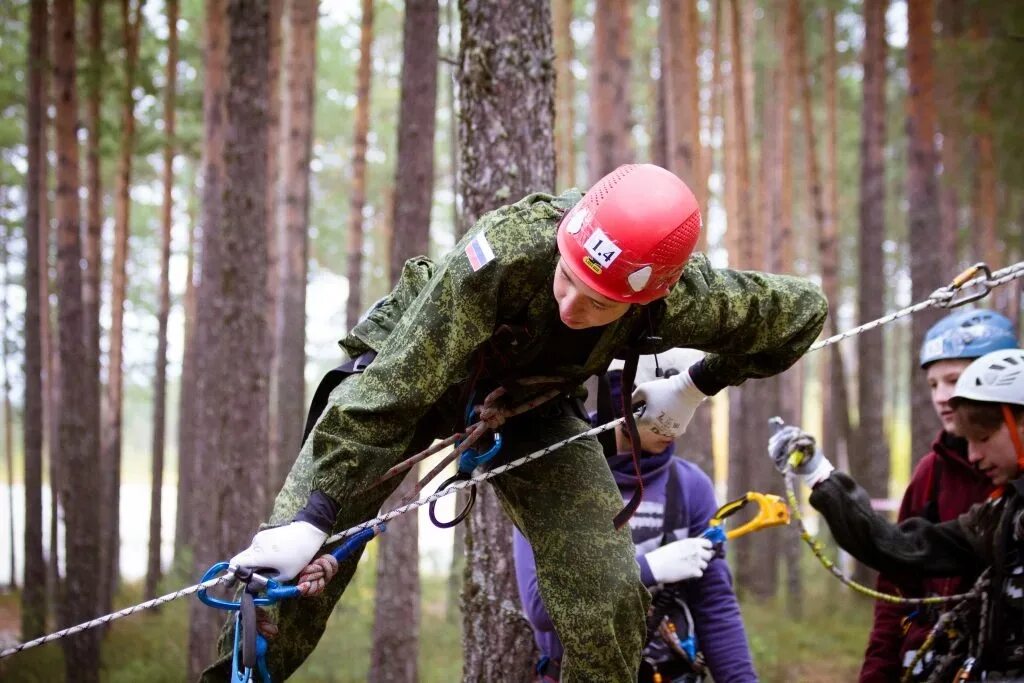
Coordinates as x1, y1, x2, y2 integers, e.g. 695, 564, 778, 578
632, 369, 707, 438
645, 537, 714, 584
229, 521, 328, 581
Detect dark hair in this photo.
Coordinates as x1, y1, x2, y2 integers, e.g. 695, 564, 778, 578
950, 398, 1024, 437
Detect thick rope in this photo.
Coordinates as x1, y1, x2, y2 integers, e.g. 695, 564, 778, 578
6, 260, 1022, 655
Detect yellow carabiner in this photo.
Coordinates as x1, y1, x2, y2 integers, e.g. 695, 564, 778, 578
708, 491, 791, 540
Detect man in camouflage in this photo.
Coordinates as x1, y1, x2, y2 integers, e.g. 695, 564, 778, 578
206, 164, 827, 682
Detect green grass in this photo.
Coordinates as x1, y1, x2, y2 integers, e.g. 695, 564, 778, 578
0, 552, 874, 683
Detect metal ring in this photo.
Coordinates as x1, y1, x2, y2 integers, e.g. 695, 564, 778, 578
428, 474, 476, 528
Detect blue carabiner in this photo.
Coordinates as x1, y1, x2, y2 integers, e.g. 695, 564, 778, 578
455, 392, 504, 475
198, 525, 385, 683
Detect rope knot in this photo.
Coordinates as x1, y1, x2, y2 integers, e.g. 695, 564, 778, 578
295, 553, 340, 597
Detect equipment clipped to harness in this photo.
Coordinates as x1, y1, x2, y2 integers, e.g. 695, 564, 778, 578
428, 394, 505, 529
197, 526, 383, 683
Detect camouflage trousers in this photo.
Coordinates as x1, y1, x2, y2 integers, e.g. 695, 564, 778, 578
200, 379, 648, 682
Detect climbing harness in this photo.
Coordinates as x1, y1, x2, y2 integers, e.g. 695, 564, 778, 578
642, 492, 790, 683
427, 393, 505, 528
3, 260, 1022, 662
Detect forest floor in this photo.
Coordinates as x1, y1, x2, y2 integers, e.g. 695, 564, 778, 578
0, 548, 874, 682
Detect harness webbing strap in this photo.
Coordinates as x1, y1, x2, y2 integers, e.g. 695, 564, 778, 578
613, 351, 644, 529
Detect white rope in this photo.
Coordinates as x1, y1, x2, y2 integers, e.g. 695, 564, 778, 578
0, 574, 230, 659
5, 259, 1022, 657
810, 261, 1024, 353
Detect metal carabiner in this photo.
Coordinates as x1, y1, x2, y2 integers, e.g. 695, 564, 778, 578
933, 262, 993, 309
197, 525, 383, 683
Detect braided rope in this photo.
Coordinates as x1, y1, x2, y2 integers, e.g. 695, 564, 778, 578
809, 261, 1024, 353
0, 574, 228, 659
783, 472, 977, 606
5, 260, 1022, 656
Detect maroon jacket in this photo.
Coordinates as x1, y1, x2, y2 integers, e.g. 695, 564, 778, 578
858, 431, 995, 682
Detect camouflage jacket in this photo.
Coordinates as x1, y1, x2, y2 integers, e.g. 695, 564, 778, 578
310, 190, 828, 501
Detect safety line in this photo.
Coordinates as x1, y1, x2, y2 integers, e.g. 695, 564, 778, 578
4, 259, 1021, 657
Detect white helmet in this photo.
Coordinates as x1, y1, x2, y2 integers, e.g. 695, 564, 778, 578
952, 348, 1024, 407
608, 348, 704, 384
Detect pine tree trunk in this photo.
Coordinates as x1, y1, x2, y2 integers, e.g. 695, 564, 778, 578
271, 0, 317, 493
22, 0, 49, 638
458, 0, 555, 677
185, 0, 228, 672
907, 0, 944, 467
265, 0, 283, 496
345, 0, 374, 331
83, 0, 103, 473
368, 3, 438, 677
821, 5, 853, 486
100, 0, 143, 615
553, 0, 575, 190
146, 0, 178, 600
588, 0, 632, 182
854, 0, 890, 586
54, 0, 101, 676
187, 1, 271, 678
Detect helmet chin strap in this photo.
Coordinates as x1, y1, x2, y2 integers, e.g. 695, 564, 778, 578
1002, 404, 1024, 476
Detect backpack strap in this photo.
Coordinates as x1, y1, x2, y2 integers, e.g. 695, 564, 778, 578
663, 458, 685, 541
301, 349, 377, 447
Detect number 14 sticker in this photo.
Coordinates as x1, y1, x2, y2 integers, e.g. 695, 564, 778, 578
583, 228, 622, 266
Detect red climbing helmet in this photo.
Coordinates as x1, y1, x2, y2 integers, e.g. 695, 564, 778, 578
556, 164, 701, 304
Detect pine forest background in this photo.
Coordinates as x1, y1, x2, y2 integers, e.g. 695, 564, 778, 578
0, 0, 1022, 681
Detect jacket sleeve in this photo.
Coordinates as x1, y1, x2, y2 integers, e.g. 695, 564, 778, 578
859, 456, 936, 683
308, 201, 556, 502
658, 254, 828, 395
809, 472, 985, 578
677, 464, 758, 682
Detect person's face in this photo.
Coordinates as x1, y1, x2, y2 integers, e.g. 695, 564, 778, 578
616, 422, 674, 455
552, 258, 632, 329
925, 359, 973, 434
961, 419, 1023, 487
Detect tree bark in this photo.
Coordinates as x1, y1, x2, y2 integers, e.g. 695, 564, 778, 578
184, 0, 227, 673
854, 0, 890, 585
388, 0, 437, 288
100, 0, 144, 616
22, 0, 49, 638
907, 0, 944, 467
368, 4, 438, 679
146, 0, 178, 600
271, 0, 317, 493
457, 0, 555, 677
54, 0, 102, 676
587, 0, 632, 182
265, 0, 283, 496
553, 0, 575, 190
345, 0, 374, 331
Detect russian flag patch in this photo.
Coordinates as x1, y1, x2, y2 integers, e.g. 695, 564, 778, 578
465, 232, 495, 272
